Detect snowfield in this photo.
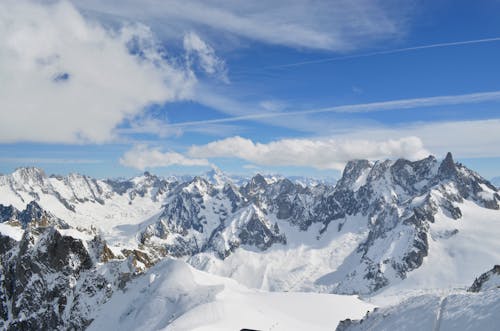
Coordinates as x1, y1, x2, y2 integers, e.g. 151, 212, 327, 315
89, 259, 375, 331
338, 290, 500, 331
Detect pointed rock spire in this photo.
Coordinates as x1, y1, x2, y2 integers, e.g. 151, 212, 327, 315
438, 152, 458, 179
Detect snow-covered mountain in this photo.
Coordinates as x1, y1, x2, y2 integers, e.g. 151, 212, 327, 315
0, 152, 499, 329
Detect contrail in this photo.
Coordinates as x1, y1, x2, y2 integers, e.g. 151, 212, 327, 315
164, 90, 500, 128
267, 37, 500, 69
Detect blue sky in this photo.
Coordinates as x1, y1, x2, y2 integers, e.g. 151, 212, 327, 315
1, 0, 500, 179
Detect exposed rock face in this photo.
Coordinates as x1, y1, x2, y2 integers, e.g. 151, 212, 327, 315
0, 201, 69, 229
0, 206, 136, 330
140, 173, 315, 259
469, 265, 500, 292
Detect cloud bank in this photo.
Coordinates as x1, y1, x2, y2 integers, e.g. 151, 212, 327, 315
187, 136, 429, 170
342, 119, 500, 159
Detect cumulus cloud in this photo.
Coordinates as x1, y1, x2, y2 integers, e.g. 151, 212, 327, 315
120, 145, 209, 170
0, 0, 195, 144
184, 31, 227, 81
341, 119, 500, 159
188, 136, 429, 170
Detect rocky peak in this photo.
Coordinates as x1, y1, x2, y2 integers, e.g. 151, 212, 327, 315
242, 173, 268, 195
438, 152, 458, 179
186, 176, 213, 194
10, 166, 48, 188
338, 160, 373, 188
389, 156, 438, 193
468, 265, 500, 292
123, 172, 176, 201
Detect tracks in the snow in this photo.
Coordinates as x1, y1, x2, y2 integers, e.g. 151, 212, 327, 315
433, 295, 448, 331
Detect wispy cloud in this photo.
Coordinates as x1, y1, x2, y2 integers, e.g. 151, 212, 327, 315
153, 90, 500, 129
72, 0, 409, 51
183, 31, 228, 82
268, 36, 500, 69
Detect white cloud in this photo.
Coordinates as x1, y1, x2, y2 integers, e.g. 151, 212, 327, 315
0, 0, 195, 144
72, 0, 407, 51
188, 136, 429, 170
183, 31, 227, 81
341, 118, 500, 159
120, 144, 209, 170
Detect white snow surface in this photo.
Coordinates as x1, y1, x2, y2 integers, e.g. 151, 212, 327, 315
0, 222, 24, 241
375, 199, 500, 299
89, 259, 374, 331
343, 290, 500, 331
190, 214, 370, 292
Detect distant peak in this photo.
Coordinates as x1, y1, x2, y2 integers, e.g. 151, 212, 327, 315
14, 166, 45, 175
12, 167, 47, 183
251, 173, 267, 183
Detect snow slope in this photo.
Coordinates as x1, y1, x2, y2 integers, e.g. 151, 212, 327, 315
189, 197, 500, 296
89, 259, 375, 331
189, 214, 370, 292
337, 290, 500, 331
365, 199, 500, 300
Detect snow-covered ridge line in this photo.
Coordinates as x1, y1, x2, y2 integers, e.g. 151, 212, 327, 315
1, 153, 499, 296
1, 152, 499, 329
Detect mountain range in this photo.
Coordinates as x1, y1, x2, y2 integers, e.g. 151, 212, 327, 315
0, 152, 499, 330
